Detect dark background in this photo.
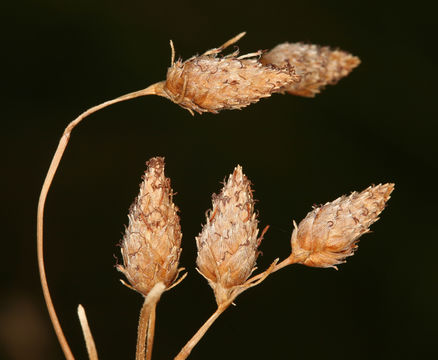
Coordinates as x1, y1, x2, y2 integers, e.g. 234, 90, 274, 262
2, 0, 437, 359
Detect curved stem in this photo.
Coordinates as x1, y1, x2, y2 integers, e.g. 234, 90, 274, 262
37, 83, 160, 360
174, 304, 229, 360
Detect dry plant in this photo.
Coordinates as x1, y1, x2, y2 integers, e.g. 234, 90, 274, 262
174, 166, 393, 360
35, 32, 386, 360
117, 157, 184, 360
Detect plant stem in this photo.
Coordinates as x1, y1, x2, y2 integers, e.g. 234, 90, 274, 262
37, 84, 160, 360
77, 305, 99, 360
135, 282, 166, 360
244, 253, 305, 284
174, 304, 229, 360
136, 299, 151, 360
146, 303, 157, 360
174, 254, 303, 360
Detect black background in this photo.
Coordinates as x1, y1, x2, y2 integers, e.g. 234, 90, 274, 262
2, 1, 437, 359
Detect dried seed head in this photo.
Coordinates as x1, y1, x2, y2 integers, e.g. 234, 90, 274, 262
118, 157, 182, 296
291, 183, 394, 268
260, 42, 361, 97
196, 166, 261, 305
154, 34, 299, 114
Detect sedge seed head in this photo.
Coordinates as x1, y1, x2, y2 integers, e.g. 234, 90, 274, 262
291, 183, 394, 268
196, 166, 261, 304
118, 157, 182, 296
261, 42, 361, 97
154, 34, 299, 114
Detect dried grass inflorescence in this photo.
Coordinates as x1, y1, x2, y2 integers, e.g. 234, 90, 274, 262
290, 183, 394, 268
37, 30, 376, 360
154, 33, 299, 114
261, 42, 361, 97
118, 157, 182, 297
196, 166, 261, 305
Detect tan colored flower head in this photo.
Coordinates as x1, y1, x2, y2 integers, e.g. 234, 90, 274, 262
291, 183, 394, 268
118, 157, 182, 297
196, 166, 261, 305
261, 42, 360, 97
154, 33, 299, 114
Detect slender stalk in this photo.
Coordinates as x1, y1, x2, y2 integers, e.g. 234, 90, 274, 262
77, 305, 99, 360
274, 252, 307, 271
37, 84, 160, 360
135, 283, 166, 360
145, 303, 157, 360
174, 304, 229, 360
136, 299, 151, 360
174, 253, 305, 360
244, 253, 305, 285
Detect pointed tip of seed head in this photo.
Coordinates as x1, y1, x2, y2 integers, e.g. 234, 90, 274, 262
233, 164, 244, 179
378, 182, 395, 199
145, 156, 165, 170
225, 31, 246, 47
169, 40, 176, 65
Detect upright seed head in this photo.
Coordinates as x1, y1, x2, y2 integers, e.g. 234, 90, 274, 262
261, 42, 361, 97
291, 183, 394, 268
196, 166, 261, 305
154, 33, 299, 114
118, 157, 182, 297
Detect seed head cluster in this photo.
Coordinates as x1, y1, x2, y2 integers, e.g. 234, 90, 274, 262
149, 34, 360, 114
261, 42, 361, 97
155, 54, 298, 114
118, 157, 182, 297
196, 166, 261, 305
291, 183, 394, 268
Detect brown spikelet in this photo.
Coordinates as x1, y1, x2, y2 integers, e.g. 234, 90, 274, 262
154, 33, 299, 114
291, 183, 394, 268
260, 42, 361, 97
196, 166, 261, 305
117, 157, 182, 297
